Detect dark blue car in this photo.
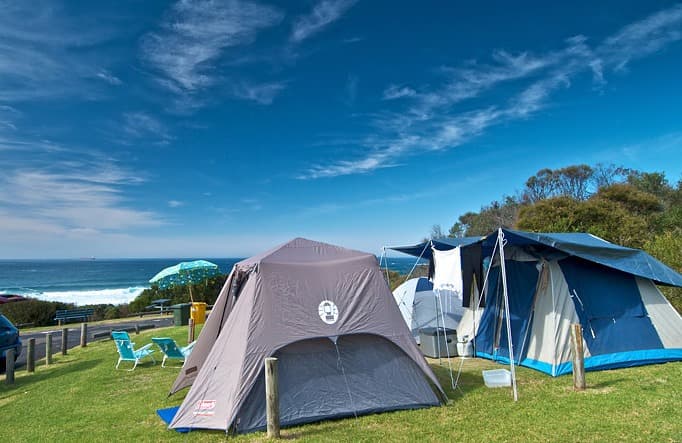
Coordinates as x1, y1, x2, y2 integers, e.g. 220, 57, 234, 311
0, 314, 21, 372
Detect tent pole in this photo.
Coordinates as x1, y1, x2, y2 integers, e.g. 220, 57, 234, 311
498, 228, 518, 401
380, 247, 390, 285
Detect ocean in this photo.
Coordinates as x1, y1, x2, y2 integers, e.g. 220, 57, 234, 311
0, 256, 422, 306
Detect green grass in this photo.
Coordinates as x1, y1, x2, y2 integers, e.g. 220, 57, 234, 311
1, 326, 681, 442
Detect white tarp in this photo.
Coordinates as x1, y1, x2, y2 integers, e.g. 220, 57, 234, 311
432, 247, 466, 329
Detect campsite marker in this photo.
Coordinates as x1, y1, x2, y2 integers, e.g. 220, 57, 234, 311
61, 328, 68, 355
45, 333, 53, 365
188, 318, 195, 343
570, 323, 586, 390
5, 348, 15, 385
27, 338, 35, 373
265, 357, 280, 438
80, 323, 87, 347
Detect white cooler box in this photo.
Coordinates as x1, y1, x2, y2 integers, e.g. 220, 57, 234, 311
419, 327, 457, 358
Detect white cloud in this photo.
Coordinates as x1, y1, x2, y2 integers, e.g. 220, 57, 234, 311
122, 111, 174, 144
599, 4, 682, 71
301, 4, 682, 179
290, 0, 358, 43
0, 3, 121, 102
0, 164, 163, 236
96, 70, 122, 85
140, 0, 284, 98
0, 105, 20, 130
382, 85, 416, 100
168, 200, 184, 208
231, 81, 287, 105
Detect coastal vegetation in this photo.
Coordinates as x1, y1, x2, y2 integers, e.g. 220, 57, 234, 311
1, 324, 680, 441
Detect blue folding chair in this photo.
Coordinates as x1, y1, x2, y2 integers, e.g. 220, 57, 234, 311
111, 330, 155, 371
152, 337, 196, 368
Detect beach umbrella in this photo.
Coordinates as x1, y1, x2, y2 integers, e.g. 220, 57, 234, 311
149, 260, 220, 302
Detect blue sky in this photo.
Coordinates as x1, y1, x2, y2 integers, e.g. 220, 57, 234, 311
1, 1, 682, 259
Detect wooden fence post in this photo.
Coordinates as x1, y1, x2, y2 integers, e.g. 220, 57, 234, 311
188, 318, 195, 344
46, 333, 53, 366
80, 323, 87, 347
265, 357, 280, 438
135, 324, 140, 335
27, 338, 35, 373
5, 348, 15, 385
570, 323, 586, 390
62, 328, 69, 355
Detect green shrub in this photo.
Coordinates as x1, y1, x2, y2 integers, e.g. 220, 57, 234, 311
645, 231, 682, 313
0, 298, 73, 326
103, 306, 120, 319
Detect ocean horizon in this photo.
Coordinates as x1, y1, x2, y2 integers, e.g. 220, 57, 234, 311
0, 256, 422, 306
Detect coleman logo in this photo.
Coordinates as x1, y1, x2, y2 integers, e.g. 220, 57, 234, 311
193, 399, 216, 416
318, 300, 339, 324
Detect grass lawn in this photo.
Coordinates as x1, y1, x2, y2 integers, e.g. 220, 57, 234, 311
1, 325, 680, 442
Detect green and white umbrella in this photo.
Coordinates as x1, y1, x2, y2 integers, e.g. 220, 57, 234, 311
149, 260, 220, 301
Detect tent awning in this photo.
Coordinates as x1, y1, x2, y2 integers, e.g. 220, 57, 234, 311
389, 229, 682, 287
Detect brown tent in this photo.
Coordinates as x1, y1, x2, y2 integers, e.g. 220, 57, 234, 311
168, 238, 445, 433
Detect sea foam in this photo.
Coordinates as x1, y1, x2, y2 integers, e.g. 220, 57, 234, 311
26, 287, 147, 306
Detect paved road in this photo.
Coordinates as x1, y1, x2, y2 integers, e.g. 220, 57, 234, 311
14, 316, 174, 369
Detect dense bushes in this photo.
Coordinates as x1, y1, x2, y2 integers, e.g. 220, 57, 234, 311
645, 232, 682, 313
0, 299, 72, 326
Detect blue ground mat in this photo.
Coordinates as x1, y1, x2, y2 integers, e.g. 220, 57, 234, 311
156, 406, 190, 433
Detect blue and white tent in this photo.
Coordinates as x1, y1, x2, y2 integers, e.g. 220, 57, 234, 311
392, 277, 463, 344
391, 229, 682, 376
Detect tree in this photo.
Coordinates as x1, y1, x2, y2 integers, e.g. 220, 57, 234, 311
452, 196, 521, 236
516, 196, 582, 233
429, 224, 444, 239
448, 222, 466, 238
594, 184, 663, 216
555, 164, 594, 201
591, 163, 631, 189
522, 165, 595, 202
627, 171, 673, 202
524, 168, 558, 203
574, 198, 649, 248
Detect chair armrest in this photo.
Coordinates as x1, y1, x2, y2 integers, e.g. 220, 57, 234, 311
137, 343, 154, 352
181, 341, 197, 356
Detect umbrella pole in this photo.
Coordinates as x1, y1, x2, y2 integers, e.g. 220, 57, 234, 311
188, 285, 196, 343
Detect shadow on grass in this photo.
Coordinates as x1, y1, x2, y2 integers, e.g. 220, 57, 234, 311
0, 359, 103, 396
